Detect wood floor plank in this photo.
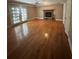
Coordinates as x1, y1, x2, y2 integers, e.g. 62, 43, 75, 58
7, 19, 71, 59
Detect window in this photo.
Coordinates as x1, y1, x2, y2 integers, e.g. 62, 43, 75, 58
21, 8, 27, 21
11, 7, 27, 24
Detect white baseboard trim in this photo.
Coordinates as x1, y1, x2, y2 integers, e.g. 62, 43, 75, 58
56, 19, 63, 21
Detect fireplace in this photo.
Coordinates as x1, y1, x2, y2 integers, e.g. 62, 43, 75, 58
45, 12, 52, 17
43, 10, 55, 20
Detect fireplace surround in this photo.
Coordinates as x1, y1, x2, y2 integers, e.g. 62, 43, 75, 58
43, 10, 55, 20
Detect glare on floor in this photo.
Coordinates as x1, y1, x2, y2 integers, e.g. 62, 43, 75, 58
44, 33, 48, 38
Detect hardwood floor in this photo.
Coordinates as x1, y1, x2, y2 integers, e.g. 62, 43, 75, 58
7, 19, 71, 59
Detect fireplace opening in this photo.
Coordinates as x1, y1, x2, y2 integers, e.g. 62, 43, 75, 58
43, 10, 55, 20
45, 12, 52, 17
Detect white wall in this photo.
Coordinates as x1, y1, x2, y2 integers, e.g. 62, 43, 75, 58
63, 3, 66, 23
64, 0, 72, 50
37, 4, 63, 20
64, 0, 71, 35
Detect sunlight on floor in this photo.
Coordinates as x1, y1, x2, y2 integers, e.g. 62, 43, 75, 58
44, 32, 49, 38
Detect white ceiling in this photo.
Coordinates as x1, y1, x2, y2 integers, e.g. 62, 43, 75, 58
9, 0, 66, 5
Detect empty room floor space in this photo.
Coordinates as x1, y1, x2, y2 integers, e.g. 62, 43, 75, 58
7, 19, 71, 59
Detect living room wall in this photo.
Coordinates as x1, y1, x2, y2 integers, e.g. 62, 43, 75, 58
63, 0, 72, 50
37, 4, 63, 20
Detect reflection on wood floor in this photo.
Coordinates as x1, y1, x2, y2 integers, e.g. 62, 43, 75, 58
7, 19, 71, 59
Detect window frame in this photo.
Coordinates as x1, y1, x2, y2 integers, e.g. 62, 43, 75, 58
10, 6, 28, 25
